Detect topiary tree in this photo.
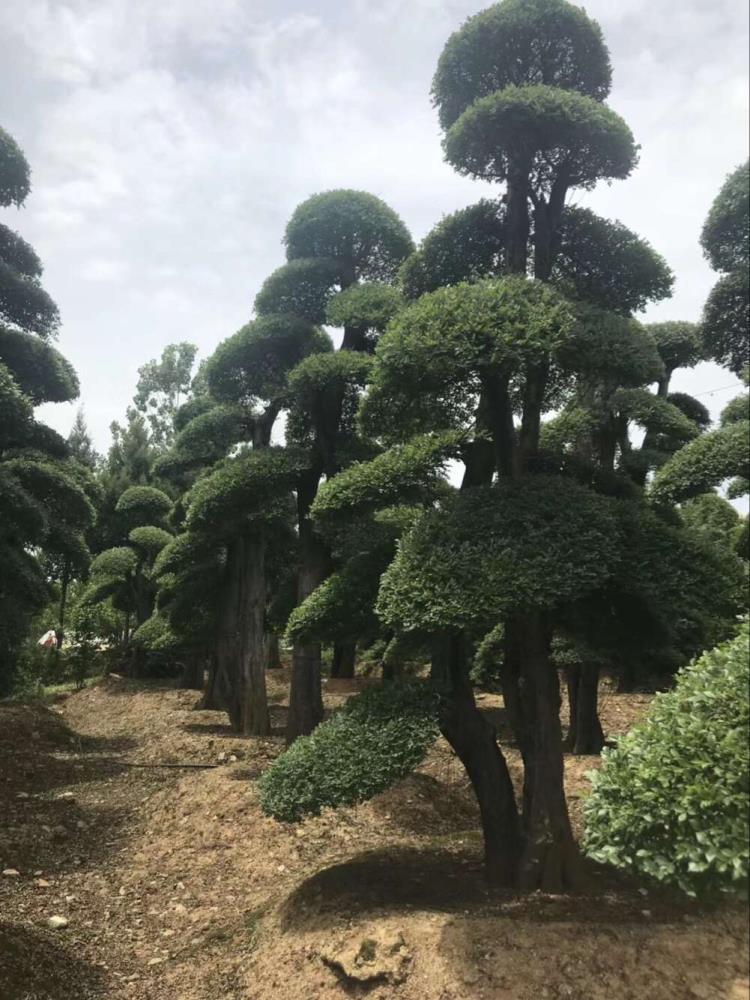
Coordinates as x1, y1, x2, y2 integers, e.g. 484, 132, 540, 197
700, 161, 749, 376
84, 484, 173, 672
584, 623, 750, 897
0, 126, 94, 691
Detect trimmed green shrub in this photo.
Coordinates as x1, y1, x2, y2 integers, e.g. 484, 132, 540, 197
584, 623, 750, 897
259, 681, 440, 822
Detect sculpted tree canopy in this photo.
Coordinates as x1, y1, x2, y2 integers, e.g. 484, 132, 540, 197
254, 257, 341, 325
700, 160, 749, 273
0, 126, 31, 207
284, 189, 414, 285
444, 84, 638, 191
432, 0, 612, 130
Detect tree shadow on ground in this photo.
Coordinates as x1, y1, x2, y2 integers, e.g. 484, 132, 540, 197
0, 922, 108, 999
0, 703, 161, 876
182, 703, 289, 739
279, 845, 711, 935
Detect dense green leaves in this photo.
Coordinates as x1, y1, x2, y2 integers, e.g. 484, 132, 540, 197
585, 625, 750, 897
378, 476, 619, 632
701, 269, 750, 376
254, 258, 340, 324
116, 485, 172, 528
206, 315, 330, 406
650, 421, 750, 505
0, 326, 79, 403
444, 85, 637, 191
259, 681, 440, 821
284, 190, 414, 285
700, 161, 749, 273
558, 305, 663, 387
326, 283, 403, 338
647, 321, 703, 377
432, 0, 612, 130
0, 127, 31, 207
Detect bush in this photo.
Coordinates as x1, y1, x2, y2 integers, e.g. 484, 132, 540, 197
259, 681, 440, 822
584, 623, 750, 897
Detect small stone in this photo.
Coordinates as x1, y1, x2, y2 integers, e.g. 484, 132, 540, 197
76, 820, 87, 830
641, 909, 652, 918
47, 915, 69, 930
2, 868, 20, 877
56, 791, 75, 802
216, 752, 227, 763
16, 792, 30, 799
228, 754, 238, 764
147, 957, 164, 966
36, 879, 52, 888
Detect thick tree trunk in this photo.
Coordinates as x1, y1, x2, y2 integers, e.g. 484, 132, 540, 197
565, 664, 605, 756
517, 613, 584, 892
232, 533, 270, 735
216, 541, 241, 727
265, 633, 281, 670
432, 633, 522, 887
331, 641, 356, 679
506, 157, 531, 275
286, 472, 326, 744
179, 654, 205, 691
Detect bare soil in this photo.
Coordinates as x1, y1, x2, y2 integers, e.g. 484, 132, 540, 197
0, 672, 747, 1000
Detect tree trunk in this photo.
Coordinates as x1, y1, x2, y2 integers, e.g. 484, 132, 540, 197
265, 633, 281, 670
565, 664, 605, 756
517, 613, 584, 892
55, 558, 71, 656
433, 633, 522, 887
286, 472, 326, 744
179, 654, 205, 691
331, 641, 356, 679
216, 541, 241, 727
233, 532, 270, 735
506, 157, 531, 275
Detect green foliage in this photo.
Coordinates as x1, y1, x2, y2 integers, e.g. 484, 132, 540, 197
650, 421, 750, 505
539, 406, 594, 453
0, 326, 78, 402
667, 393, 710, 433
646, 321, 703, 377
364, 276, 575, 436
116, 485, 172, 528
254, 258, 340, 324
90, 546, 138, 580
378, 476, 620, 633
0, 126, 31, 207
128, 525, 173, 556
584, 624, 750, 897
284, 190, 414, 284
326, 283, 403, 338
444, 84, 637, 191
613, 388, 698, 442
557, 305, 664, 388
681, 494, 740, 550
186, 447, 303, 538
432, 0, 611, 130
471, 622, 505, 690
702, 269, 750, 376
133, 342, 198, 448
311, 431, 464, 527
0, 267, 60, 339
700, 160, 749, 273
206, 315, 331, 406
154, 404, 247, 480
721, 393, 749, 427
399, 200, 507, 299
553, 208, 672, 315
259, 681, 440, 821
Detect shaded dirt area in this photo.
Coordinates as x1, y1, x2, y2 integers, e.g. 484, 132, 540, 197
0, 673, 747, 1000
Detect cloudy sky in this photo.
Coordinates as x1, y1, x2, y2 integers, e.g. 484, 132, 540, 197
1, 0, 748, 452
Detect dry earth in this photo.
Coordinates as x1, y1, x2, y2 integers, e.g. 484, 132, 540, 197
0, 671, 748, 1000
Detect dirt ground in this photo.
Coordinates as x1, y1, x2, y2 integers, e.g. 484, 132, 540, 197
0, 671, 747, 1000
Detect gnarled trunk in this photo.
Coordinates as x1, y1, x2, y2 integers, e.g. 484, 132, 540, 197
286, 472, 326, 744
331, 641, 356, 679
233, 532, 270, 735
433, 633, 522, 887
565, 664, 605, 755
517, 613, 584, 892
265, 633, 281, 670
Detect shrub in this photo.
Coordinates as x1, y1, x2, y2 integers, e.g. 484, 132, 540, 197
259, 681, 440, 822
584, 623, 750, 897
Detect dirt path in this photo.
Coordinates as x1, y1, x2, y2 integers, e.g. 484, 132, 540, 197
1, 676, 748, 1000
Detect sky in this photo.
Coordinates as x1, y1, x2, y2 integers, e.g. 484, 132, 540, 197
0, 0, 748, 454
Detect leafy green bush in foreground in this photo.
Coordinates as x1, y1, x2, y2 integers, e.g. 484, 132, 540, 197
259, 681, 439, 822
584, 622, 750, 896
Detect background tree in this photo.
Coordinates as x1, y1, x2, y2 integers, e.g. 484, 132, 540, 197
134, 342, 198, 448
0, 126, 94, 691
